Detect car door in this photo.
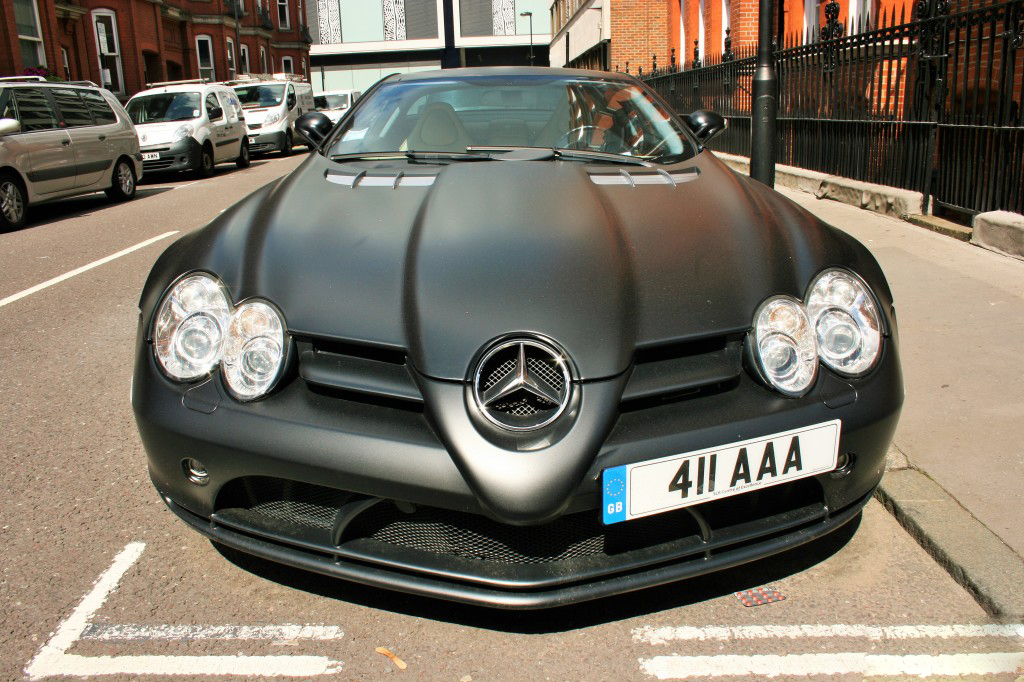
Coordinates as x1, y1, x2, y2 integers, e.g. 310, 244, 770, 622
216, 90, 243, 159
205, 92, 228, 162
50, 88, 109, 188
9, 88, 76, 196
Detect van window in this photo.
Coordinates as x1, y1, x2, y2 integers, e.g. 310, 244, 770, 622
217, 92, 240, 122
11, 88, 60, 131
234, 84, 285, 109
80, 90, 118, 125
127, 92, 200, 124
51, 89, 94, 127
206, 93, 222, 120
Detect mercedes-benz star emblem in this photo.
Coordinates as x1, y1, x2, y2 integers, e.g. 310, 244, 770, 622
473, 338, 572, 431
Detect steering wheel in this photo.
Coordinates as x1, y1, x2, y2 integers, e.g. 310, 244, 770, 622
554, 125, 600, 149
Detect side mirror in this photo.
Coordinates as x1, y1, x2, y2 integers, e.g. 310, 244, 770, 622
208, 106, 224, 121
287, 94, 297, 109
295, 112, 333, 148
0, 118, 21, 136
686, 110, 728, 145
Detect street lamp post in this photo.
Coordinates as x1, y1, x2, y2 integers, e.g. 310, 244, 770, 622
520, 11, 534, 65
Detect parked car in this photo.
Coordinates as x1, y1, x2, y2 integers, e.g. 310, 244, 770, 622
126, 81, 249, 177
313, 89, 360, 126
231, 75, 314, 155
0, 77, 142, 230
132, 67, 903, 609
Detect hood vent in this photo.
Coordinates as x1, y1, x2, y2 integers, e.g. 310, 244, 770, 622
325, 169, 438, 189
589, 167, 699, 187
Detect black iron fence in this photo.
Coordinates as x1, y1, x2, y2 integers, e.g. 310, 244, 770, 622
643, 0, 1024, 217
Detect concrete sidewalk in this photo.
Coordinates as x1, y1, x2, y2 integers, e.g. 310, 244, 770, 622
772, 185, 1024, 618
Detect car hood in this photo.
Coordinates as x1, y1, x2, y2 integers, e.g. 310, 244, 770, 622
143, 150, 886, 382
240, 108, 277, 126
136, 121, 194, 146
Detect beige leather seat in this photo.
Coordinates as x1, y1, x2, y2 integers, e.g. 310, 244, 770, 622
406, 102, 473, 152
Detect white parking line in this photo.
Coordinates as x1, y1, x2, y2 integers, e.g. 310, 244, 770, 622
634, 623, 1024, 644
640, 652, 1024, 679
81, 624, 346, 642
0, 231, 179, 309
24, 543, 343, 679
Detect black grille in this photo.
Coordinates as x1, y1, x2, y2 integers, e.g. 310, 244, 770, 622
217, 477, 352, 531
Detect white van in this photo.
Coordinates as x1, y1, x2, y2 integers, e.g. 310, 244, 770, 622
126, 80, 249, 177
314, 89, 361, 125
231, 75, 315, 156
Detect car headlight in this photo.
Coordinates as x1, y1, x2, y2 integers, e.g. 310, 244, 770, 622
153, 274, 231, 380
753, 296, 818, 396
172, 124, 194, 143
221, 301, 286, 401
805, 269, 882, 376
152, 273, 288, 400
263, 112, 282, 126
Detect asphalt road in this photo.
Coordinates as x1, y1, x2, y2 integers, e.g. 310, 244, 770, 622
1, 154, 1022, 681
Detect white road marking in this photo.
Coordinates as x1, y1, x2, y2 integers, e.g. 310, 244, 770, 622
174, 181, 200, 190
633, 623, 1024, 644
81, 624, 346, 642
24, 543, 343, 679
0, 231, 178, 309
640, 652, 1024, 679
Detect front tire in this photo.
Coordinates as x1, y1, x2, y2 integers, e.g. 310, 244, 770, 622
0, 173, 27, 231
236, 140, 251, 168
195, 144, 215, 178
105, 158, 137, 202
280, 131, 293, 157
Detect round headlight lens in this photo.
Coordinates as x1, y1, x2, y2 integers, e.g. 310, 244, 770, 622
222, 301, 285, 401
806, 270, 881, 376
753, 296, 818, 396
172, 124, 195, 142
153, 274, 231, 380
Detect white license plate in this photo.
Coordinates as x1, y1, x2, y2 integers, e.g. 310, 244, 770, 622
601, 420, 841, 524
142, 152, 160, 161
248, 136, 256, 144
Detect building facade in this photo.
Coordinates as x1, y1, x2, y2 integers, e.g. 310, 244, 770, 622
2, 0, 313, 99
549, 0, 916, 74
306, 0, 552, 94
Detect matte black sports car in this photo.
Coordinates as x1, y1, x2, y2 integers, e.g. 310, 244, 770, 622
132, 67, 903, 609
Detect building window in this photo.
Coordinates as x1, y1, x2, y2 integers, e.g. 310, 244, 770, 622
281, 56, 294, 73
14, 0, 46, 68
239, 44, 250, 74
259, 46, 267, 73
226, 38, 236, 79
277, 0, 290, 30
301, 58, 307, 80
92, 10, 124, 94
61, 47, 71, 80
196, 35, 215, 81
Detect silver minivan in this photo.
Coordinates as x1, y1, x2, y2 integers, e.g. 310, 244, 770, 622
0, 77, 142, 230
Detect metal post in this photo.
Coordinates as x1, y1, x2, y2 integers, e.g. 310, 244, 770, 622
750, 0, 777, 187
520, 12, 534, 65
233, 0, 241, 76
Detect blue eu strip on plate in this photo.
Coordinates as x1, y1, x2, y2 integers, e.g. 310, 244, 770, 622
602, 466, 628, 524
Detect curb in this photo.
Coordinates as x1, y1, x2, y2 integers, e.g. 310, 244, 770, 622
712, 152, 1024, 258
878, 450, 1024, 621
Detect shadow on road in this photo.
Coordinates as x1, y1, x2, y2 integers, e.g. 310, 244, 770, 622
213, 512, 861, 633
17, 187, 174, 229
138, 159, 274, 186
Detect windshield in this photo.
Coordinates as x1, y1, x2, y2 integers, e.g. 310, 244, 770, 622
316, 94, 350, 110
233, 84, 286, 109
325, 75, 696, 163
126, 92, 201, 124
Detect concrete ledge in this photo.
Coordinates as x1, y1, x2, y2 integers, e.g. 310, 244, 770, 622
876, 469, 1024, 621
972, 211, 1024, 261
713, 152, 924, 217
904, 214, 973, 242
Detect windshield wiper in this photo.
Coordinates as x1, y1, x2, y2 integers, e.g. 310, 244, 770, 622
329, 151, 492, 162
466, 146, 652, 166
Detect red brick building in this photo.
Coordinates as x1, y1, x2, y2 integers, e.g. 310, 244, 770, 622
2, 0, 312, 99
549, 0, 915, 74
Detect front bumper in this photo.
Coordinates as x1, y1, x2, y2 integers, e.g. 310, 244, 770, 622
140, 138, 201, 173
133, 325, 902, 608
245, 128, 286, 154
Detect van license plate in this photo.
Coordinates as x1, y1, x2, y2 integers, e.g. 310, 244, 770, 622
142, 152, 159, 161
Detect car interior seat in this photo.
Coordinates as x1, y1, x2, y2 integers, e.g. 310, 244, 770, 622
406, 102, 473, 152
